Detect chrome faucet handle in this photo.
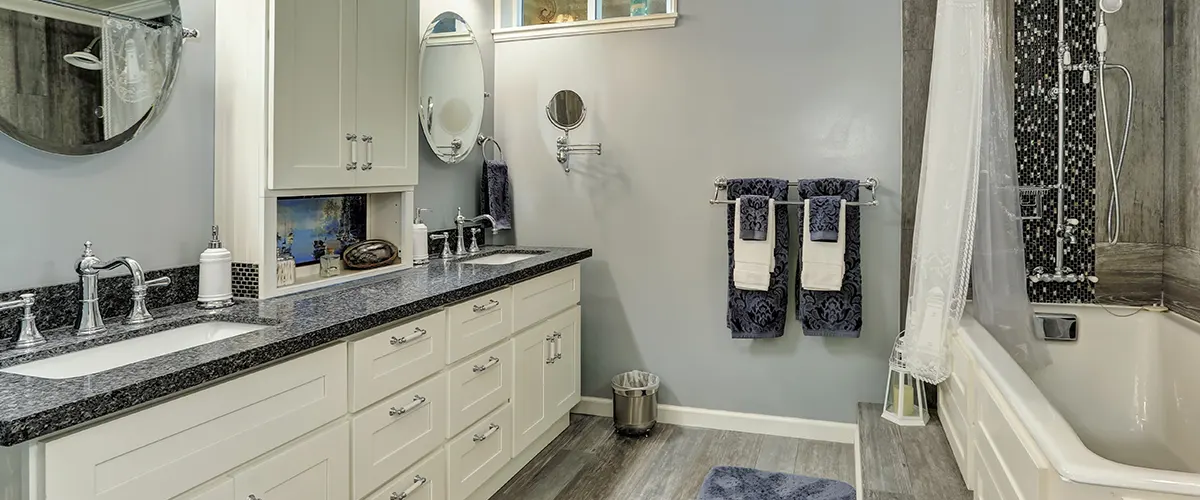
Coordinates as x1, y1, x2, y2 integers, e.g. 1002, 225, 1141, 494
126, 276, 171, 325
430, 233, 452, 259
469, 228, 481, 253
0, 293, 44, 350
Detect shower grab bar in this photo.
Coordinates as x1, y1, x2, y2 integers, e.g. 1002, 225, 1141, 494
32, 0, 197, 37
708, 177, 880, 207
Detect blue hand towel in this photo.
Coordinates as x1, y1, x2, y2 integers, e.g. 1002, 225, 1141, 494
739, 195, 771, 241
726, 178, 790, 339
479, 160, 513, 230
808, 195, 843, 242
797, 179, 862, 338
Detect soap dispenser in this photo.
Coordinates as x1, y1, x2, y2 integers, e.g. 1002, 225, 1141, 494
413, 208, 431, 265
198, 226, 234, 309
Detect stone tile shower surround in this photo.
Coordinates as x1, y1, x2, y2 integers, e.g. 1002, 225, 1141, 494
1163, 0, 1200, 323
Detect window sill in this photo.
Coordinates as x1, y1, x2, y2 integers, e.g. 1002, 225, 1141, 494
492, 12, 678, 43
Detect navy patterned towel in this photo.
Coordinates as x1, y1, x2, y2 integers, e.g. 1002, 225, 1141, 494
739, 195, 771, 241
797, 179, 863, 338
479, 160, 513, 230
726, 178, 790, 339
808, 195, 843, 242
698, 467, 856, 500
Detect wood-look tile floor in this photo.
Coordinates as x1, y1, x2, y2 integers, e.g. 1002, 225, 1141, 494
857, 403, 972, 500
490, 415, 856, 500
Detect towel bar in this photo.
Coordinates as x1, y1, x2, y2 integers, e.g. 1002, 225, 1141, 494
708, 177, 880, 207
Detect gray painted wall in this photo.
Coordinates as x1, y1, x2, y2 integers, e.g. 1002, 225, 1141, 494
0, 0, 214, 292
494, 0, 902, 423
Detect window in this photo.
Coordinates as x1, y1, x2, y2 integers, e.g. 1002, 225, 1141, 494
494, 0, 677, 42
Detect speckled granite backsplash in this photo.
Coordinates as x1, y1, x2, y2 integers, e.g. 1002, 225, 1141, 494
0, 265, 200, 341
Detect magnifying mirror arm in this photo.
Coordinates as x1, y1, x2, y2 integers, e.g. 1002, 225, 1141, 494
555, 133, 602, 170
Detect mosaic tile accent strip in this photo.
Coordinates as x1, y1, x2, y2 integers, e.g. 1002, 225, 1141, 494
1015, 0, 1098, 303
231, 262, 260, 299
0, 265, 201, 339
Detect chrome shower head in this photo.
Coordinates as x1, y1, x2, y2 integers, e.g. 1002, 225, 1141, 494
64, 36, 101, 71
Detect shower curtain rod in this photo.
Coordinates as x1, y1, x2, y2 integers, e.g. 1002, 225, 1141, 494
32, 0, 172, 28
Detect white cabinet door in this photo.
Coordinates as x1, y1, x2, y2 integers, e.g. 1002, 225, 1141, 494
354, 0, 418, 187
351, 374, 446, 500
446, 341, 512, 436
234, 423, 350, 500
446, 404, 511, 500
545, 306, 581, 419
511, 326, 550, 457
271, 0, 358, 189
173, 480, 233, 500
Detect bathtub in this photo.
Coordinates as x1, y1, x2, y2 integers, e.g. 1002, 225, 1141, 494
941, 304, 1200, 499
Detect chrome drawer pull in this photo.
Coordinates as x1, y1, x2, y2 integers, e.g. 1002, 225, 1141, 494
472, 299, 500, 313
552, 331, 563, 360
362, 135, 374, 170
546, 335, 555, 364
472, 423, 500, 443
390, 327, 428, 346
390, 475, 428, 500
346, 133, 359, 170
473, 356, 500, 373
389, 395, 427, 416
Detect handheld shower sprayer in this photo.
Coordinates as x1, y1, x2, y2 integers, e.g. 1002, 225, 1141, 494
1096, 0, 1134, 244
1099, 0, 1124, 14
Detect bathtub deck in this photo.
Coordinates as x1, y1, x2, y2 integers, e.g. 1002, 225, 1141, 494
858, 403, 973, 500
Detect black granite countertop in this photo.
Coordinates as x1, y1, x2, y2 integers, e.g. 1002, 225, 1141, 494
0, 246, 591, 446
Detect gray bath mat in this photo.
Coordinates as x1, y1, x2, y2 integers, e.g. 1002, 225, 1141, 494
697, 466, 856, 500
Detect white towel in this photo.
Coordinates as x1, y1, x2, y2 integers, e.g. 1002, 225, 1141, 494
733, 198, 775, 291
801, 199, 846, 291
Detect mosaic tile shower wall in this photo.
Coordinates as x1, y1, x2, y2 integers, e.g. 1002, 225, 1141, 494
1015, 0, 1098, 303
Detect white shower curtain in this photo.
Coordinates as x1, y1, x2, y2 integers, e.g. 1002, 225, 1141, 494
101, 18, 175, 139
899, 0, 989, 384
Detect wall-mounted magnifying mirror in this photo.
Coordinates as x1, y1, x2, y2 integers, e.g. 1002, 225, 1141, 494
546, 90, 586, 131
0, 0, 190, 155
419, 11, 485, 164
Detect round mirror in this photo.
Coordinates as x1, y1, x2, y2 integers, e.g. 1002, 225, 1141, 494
419, 12, 485, 164
0, 0, 185, 156
546, 90, 586, 131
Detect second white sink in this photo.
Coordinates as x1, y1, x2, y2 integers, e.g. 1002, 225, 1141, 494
0, 321, 264, 380
462, 253, 539, 265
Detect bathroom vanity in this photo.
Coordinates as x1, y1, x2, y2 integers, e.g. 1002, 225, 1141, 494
0, 248, 590, 500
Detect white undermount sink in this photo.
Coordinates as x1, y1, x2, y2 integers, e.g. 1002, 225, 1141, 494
0, 321, 264, 380
462, 252, 540, 265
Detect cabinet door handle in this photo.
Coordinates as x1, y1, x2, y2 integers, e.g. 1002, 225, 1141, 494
362, 135, 374, 170
545, 335, 555, 364
390, 475, 428, 500
389, 395, 428, 416
249, 496, 262, 500
346, 133, 359, 170
553, 332, 563, 360
390, 327, 428, 346
473, 356, 500, 373
472, 423, 500, 443
472, 299, 500, 313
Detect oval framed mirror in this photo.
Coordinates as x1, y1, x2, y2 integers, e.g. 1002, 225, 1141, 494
546, 90, 586, 131
419, 11, 485, 164
0, 0, 187, 156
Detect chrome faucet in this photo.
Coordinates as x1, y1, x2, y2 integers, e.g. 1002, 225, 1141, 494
0, 293, 44, 350
75, 241, 172, 336
453, 208, 499, 257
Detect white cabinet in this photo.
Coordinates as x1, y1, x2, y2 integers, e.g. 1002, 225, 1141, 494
446, 288, 513, 364
512, 306, 581, 456
352, 374, 447, 500
446, 404, 512, 500
364, 450, 446, 500
447, 341, 512, 436
174, 480, 233, 500
350, 310, 448, 412
233, 423, 350, 500
544, 307, 581, 419
270, 0, 419, 189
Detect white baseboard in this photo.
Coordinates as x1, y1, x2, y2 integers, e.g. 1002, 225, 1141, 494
572, 397, 858, 444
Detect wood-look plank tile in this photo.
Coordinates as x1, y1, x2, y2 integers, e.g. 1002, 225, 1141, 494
713, 430, 765, 468
492, 417, 595, 497
857, 403, 914, 496
866, 492, 917, 500
1095, 242, 1164, 304
896, 416, 972, 500
626, 424, 713, 500
492, 450, 597, 500
603, 425, 679, 500
795, 439, 856, 485
754, 436, 801, 474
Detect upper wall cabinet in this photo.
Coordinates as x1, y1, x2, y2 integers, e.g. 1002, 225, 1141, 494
216, 0, 419, 192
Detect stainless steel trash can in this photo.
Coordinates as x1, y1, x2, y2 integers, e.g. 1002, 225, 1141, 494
612, 370, 660, 436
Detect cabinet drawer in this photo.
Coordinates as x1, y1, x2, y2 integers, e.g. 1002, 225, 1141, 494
351, 310, 447, 412
352, 374, 446, 500
446, 288, 513, 364
512, 265, 580, 332
446, 404, 512, 500
447, 341, 512, 436
365, 449, 446, 500
44, 344, 348, 500
233, 422, 350, 500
